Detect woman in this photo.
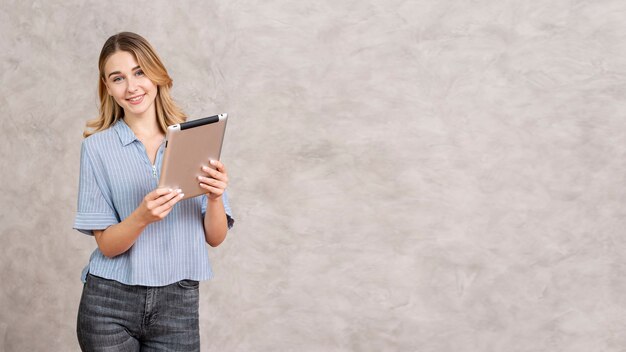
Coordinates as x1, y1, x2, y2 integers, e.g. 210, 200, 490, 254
73, 32, 234, 351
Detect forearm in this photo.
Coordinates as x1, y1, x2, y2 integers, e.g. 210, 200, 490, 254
203, 197, 228, 247
94, 211, 147, 258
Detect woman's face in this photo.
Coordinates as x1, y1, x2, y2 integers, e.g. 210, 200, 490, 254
103, 50, 157, 120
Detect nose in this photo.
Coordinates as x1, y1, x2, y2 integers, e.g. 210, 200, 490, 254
127, 76, 138, 93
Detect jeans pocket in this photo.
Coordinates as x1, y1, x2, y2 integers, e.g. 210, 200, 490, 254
177, 279, 200, 290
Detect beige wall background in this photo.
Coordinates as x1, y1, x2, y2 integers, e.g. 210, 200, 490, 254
1, 0, 625, 351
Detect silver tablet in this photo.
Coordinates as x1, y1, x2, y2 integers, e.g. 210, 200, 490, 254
158, 113, 228, 199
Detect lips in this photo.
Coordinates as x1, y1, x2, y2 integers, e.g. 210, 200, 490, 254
126, 94, 145, 105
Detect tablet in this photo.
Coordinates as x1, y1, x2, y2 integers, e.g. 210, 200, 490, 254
158, 113, 228, 199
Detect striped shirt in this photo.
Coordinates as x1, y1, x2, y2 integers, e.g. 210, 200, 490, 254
73, 118, 234, 286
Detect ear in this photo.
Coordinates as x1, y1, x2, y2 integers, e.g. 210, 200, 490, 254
102, 77, 112, 96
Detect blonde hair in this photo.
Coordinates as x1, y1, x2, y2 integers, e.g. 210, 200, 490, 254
83, 32, 186, 138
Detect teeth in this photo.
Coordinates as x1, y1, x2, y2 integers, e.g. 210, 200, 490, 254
129, 95, 143, 102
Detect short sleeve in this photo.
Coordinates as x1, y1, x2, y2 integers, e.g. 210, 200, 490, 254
202, 190, 235, 229
73, 141, 120, 236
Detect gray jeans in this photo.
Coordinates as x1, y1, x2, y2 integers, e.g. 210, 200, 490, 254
77, 274, 200, 351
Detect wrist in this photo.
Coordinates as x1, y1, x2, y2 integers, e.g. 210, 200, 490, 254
207, 195, 222, 203
129, 209, 150, 229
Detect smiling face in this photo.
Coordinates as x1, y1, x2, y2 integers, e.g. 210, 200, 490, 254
102, 50, 158, 120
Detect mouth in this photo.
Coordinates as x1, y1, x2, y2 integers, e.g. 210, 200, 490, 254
126, 94, 145, 105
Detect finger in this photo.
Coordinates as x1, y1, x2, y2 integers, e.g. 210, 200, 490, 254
199, 183, 224, 197
157, 207, 173, 219
198, 176, 227, 190
154, 204, 175, 220
154, 191, 185, 214
200, 167, 228, 183
209, 159, 227, 174
149, 187, 173, 200
151, 189, 181, 207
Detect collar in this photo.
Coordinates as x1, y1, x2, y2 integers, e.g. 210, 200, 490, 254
113, 119, 139, 147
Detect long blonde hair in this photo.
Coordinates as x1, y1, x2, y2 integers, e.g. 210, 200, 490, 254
83, 32, 186, 138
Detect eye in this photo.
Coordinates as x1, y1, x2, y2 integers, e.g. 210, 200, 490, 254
135, 69, 144, 76
112, 76, 123, 83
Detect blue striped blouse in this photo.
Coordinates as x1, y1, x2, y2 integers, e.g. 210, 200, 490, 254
73, 119, 234, 286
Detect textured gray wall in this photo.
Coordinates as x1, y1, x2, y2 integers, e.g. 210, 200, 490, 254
1, 0, 624, 351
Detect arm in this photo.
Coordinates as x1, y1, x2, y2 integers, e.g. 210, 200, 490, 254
198, 160, 230, 247
203, 197, 228, 247
94, 188, 184, 258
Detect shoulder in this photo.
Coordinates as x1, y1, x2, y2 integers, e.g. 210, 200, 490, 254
80, 128, 123, 169
82, 127, 119, 153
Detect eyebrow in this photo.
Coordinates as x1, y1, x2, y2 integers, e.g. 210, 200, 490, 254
107, 66, 141, 78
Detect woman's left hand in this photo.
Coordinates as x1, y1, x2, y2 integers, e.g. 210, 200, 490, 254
198, 160, 229, 200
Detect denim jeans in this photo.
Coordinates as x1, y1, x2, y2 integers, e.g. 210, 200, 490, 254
77, 274, 200, 351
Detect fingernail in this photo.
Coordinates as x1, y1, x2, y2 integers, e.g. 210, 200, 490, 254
176, 189, 182, 193
210, 160, 216, 165
179, 193, 184, 198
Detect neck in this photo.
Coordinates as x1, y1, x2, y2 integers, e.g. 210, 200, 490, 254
123, 107, 162, 138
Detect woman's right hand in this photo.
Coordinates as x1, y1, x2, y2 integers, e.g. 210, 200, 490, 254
135, 188, 184, 226
94, 188, 184, 258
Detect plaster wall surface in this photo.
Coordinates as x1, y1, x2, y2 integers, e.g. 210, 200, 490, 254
1, 1, 624, 351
